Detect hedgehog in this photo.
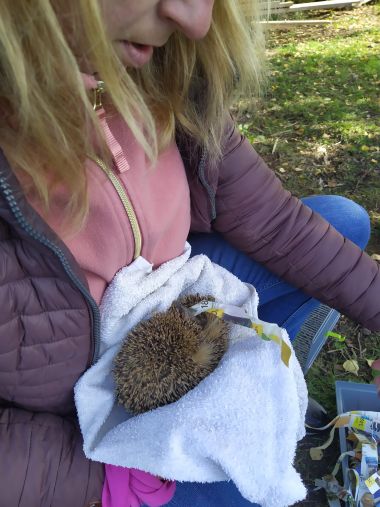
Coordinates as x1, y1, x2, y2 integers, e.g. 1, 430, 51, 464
113, 294, 230, 414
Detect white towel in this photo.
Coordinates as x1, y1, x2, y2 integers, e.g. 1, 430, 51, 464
75, 243, 308, 507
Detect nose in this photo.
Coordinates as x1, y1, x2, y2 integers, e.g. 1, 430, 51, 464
159, 0, 214, 40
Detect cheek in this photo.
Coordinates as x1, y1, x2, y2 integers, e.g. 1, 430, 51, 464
100, 0, 139, 36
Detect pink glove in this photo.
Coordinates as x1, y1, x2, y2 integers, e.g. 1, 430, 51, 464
102, 464, 176, 507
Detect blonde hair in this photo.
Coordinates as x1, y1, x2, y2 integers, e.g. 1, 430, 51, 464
0, 0, 266, 229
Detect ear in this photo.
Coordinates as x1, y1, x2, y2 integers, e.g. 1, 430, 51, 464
170, 301, 195, 320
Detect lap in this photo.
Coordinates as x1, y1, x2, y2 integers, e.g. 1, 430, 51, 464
166, 480, 260, 507
176, 195, 369, 506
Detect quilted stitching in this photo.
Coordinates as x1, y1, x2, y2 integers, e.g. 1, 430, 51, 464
0, 225, 92, 414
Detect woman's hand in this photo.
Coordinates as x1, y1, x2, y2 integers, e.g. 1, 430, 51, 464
371, 359, 380, 395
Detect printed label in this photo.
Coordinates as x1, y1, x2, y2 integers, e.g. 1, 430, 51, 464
352, 417, 367, 432
189, 300, 292, 366
365, 472, 380, 495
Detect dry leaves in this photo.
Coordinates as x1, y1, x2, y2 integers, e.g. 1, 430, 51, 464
342, 359, 359, 375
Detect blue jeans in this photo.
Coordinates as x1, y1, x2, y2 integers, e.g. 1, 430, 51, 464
165, 196, 370, 507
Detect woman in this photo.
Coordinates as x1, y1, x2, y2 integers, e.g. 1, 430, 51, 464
0, 1, 378, 506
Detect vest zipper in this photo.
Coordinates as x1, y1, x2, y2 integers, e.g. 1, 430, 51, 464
91, 156, 142, 260
0, 176, 101, 364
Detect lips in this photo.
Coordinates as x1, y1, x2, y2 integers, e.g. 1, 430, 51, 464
119, 41, 154, 68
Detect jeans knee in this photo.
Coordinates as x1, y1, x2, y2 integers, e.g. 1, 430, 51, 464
301, 195, 371, 250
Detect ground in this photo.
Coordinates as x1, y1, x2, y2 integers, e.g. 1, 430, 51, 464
235, 3, 380, 504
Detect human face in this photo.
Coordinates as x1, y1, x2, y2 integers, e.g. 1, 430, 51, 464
101, 0, 215, 68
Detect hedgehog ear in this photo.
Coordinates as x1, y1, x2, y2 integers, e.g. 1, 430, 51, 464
171, 301, 194, 320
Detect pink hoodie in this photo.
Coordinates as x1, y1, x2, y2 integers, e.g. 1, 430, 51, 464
27, 76, 191, 305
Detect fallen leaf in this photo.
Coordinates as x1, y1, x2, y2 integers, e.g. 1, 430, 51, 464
371, 254, 380, 262
366, 359, 375, 367
343, 359, 359, 376
326, 331, 346, 342
315, 145, 328, 161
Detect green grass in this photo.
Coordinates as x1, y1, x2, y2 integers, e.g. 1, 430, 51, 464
237, 8, 380, 246
306, 317, 380, 415
236, 4, 380, 414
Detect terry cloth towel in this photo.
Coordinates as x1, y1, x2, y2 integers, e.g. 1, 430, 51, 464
75, 243, 308, 507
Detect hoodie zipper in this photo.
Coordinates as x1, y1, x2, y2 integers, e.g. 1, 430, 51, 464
91, 81, 142, 257
0, 176, 101, 364
90, 156, 142, 260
